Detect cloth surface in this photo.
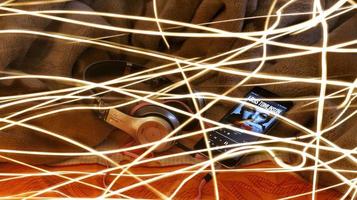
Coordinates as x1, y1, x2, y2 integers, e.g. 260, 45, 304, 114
0, 161, 341, 199
0, 0, 355, 196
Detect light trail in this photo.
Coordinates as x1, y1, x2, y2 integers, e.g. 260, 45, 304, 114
152, 0, 170, 49
0, 6, 355, 53
0, 155, 126, 198
0, 0, 352, 39
4, 0, 72, 7
310, 1, 330, 199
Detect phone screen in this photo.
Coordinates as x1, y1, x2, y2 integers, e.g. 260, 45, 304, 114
194, 87, 293, 167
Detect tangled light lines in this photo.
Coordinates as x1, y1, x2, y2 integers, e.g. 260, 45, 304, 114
0, 0, 356, 199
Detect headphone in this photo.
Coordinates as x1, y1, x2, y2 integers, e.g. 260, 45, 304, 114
83, 60, 205, 152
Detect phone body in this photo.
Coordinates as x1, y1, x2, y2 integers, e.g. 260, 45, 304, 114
194, 87, 293, 168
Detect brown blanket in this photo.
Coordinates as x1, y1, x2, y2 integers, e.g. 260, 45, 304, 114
0, 0, 356, 196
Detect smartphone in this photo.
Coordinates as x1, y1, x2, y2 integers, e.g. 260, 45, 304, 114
194, 87, 293, 168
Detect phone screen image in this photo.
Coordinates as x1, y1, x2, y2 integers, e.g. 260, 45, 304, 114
194, 87, 292, 167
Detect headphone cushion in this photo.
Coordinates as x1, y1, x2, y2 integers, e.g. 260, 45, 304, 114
163, 100, 198, 131
132, 105, 180, 130
171, 86, 206, 110
132, 100, 199, 131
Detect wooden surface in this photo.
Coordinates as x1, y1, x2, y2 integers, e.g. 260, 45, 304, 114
0, 161, 341, 199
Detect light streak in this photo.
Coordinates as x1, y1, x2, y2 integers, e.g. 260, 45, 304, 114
0, 1, 347, 39
279, 178, 357, 200
173, 60, 219, 199
0, 6, 356, 53
0, 155, 124, 198
4, 0, 72, 7
311, 1, 330, 199
152, 0, 170, 49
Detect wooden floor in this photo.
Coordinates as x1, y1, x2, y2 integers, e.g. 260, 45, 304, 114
0, 161, 341, 199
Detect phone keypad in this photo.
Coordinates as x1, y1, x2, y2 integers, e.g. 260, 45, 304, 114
208, 130, 235, 152
207, 128, 257, 153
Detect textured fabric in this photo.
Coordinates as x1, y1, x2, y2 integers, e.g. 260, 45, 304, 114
0, 1, 65, 70
0, 161, 341, 199
22, 1, 110, 78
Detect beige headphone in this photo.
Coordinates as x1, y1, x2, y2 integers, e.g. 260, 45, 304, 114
85, 60, 206, 152
103, 107, 173, 152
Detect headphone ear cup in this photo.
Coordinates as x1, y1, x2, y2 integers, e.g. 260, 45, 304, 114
131, 98, 204, 132
132, 105, 180, 130
132, 105, 178, 152
171, 86, 206, 112
162, 100, 200, 131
